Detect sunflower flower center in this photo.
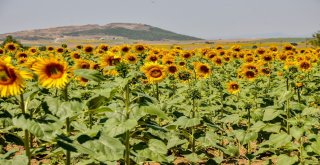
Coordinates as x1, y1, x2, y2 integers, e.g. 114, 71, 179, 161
150, 68, 162, 78
0, 65, 16, 85
45, 63, 64, 79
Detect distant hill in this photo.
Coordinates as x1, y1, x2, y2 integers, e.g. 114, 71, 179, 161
0, 23, 203, 41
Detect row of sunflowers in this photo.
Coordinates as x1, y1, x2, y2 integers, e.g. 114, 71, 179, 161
1, 42, 320, 164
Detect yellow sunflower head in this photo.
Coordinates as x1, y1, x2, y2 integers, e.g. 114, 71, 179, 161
15, 51, 28, 59
166, 64, 178, 75
212, 56, 223, 66
194, 62, 211, 79
0, 48, 5, 55
70, 52, 81, 60
47, 46, 55, 52
32, 58, 68, 89
141, 62, 166, 84
146, 53, 159, 62
74, 59, 91, 69
0, 60, 32, 97
134, 44, 145, 53
100, 52, 121, 68
227, 82, 240, 95
124, 53, 139, 64
56, 47, 65, 54
298, 60, 312, 72
28, 47, 38, 55
83, 45, 94, 54
4, 43, 19, 52
121, 45, 131, 53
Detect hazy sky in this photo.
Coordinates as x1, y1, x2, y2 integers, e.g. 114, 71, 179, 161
0, 0, 319, 39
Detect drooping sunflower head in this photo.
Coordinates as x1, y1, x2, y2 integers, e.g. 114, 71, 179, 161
32, 58, 68, 89
178, 70, 192, 82
124, 53, 139, 64
227, 81, 240, 95
83, 45, 94, 54
260, 67, 272, 76
0, 60, 32, 97
4, 43, 18, 52
76, 76, 89, 86
194, 62, 211, 79
141, 62, 166, 84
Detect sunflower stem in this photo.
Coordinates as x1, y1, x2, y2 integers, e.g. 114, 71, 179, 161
191, 98, 196, 155
63, 85, 71, 165
285, 77, 290, 134
20, 94, 31, 165
124, 84, 131, 165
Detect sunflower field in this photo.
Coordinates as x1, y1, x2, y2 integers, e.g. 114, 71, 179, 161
1, 42, 320, 165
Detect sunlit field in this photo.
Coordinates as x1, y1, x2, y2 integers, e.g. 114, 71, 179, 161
1, 42, 320, 165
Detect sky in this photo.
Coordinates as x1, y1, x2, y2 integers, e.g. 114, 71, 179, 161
0, 0, 319, 39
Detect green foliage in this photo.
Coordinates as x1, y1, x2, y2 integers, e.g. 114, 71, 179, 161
310, 31, 320, 46
0, 35, 23, 47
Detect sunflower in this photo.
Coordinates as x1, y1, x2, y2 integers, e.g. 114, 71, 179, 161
121, 45, 130, 53
32, 58, 68, 89
83, 45, 94, 54
15, 51, 28, 59
212, 56, 223, 66
181, 51, 193, 59
17, 58, 28, 64
256, 47, 266, 55
206, 50, 217, 59
124, 53, 138, 64
76, 45, 83, 50
178, 61, 186, 66
269, 46, 278, 52
0, 48, 4, 55
56, 47, 65, 54
76, 77, 89, 86
194, 62, 211, 78
167, 64, 178, 75
47, 46, 55, 52
28, 47, 38, 55
261, 53, 273, 62
283, 45, 294, 51
231, 45, 241, 52
100, 52, 121, 68
22, 58, 38, 69
98, 44, 109, 52
260, 67, 271, 76
241, 69, 257, 81
74, 59, 91, 69
162, 55, 175, 65
178, 70, 192, 82
4, 43, 19, 52
70, 52, 81, 60
134, 44, 145, 53
141, 63, 166, 83
298, 60, 312, 72
0, 59, 32, 97
277, 53, 287, 61
216, 45, 224, 50
244, 56, 255, 63
90, 62, 100, 70
227, 82, 240, 94
146, 53, 158, 62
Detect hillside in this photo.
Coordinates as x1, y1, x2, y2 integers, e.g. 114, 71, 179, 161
0, 23, 202, 41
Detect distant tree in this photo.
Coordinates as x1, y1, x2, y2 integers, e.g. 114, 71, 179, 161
0, 35, 23, 47
310, 31, 320, 46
